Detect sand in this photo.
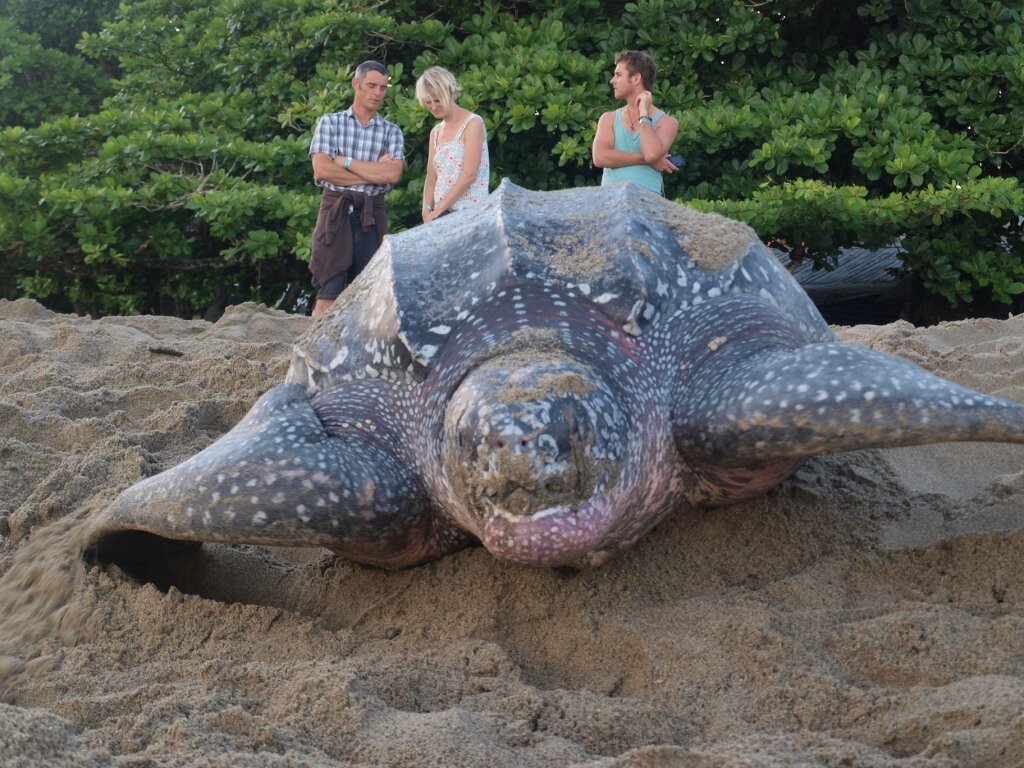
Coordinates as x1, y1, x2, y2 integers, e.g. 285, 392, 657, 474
1, 297, 1023, 767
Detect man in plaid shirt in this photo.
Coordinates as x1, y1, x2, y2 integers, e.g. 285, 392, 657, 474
308, 60, 405, 317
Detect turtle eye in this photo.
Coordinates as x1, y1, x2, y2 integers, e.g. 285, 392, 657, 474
536, 433, 559, 457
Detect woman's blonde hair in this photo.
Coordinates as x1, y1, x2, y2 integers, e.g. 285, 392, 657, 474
415, 66, 461, 112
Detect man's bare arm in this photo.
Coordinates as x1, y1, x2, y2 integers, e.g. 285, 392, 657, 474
311, 153, 403, 187
592, 111, 645, 168
637, 93, 680, 165
311, 153, 366, 186
640, 116, 679, 165
342, 156, 404, 185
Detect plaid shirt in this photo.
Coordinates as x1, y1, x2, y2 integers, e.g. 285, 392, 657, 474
309, 107, 405, 196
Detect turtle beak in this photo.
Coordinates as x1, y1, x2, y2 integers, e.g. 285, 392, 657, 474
479, 496, 621, 567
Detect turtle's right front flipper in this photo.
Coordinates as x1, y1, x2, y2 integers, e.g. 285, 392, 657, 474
85, 382, 451, 569
674, 339, 1024, 465
662, 295, 1024, 509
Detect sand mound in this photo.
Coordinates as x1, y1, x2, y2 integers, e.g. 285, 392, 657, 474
1, 298, 1023, 767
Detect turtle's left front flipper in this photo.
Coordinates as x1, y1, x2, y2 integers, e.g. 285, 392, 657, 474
85, 382, 443, 569
674, 340, 1024, 465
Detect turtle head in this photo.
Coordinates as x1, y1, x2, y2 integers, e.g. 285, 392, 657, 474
443, 353, 630, 565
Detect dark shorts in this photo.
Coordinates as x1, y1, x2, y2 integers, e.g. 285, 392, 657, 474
311, 214, 381, 300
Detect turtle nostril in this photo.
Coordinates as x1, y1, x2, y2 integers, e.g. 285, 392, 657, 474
519, 437, 530, 446
545, 478, 565, 493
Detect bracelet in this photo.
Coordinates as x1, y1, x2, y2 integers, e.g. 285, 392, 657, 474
343, 156, 353, 169
422, 204, 433, 212
639, 116, 654, 125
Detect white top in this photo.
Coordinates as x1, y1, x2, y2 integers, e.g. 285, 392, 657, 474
432, 113, 490, 211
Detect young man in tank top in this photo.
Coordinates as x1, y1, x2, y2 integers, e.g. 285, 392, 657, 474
592, 50, 679, 196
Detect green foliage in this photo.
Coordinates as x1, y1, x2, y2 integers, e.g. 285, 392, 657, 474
4, 0, 121, 55
0, 20, 114, 127
0, 0, 1022, 315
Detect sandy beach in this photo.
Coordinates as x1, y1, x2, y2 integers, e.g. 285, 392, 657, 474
1, 297, 1023, 767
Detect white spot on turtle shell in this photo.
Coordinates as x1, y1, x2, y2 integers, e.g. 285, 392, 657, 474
594, 293, 617, 304
329, 347, 349, 368
578, 283, 591, 296
430, 325, 451, 335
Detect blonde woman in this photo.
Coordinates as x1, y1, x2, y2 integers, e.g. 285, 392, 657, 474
416, 67, 489, 222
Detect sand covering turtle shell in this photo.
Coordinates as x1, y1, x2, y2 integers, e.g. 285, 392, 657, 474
2, 298, 1024, 766
515, 193, 753, 280
652, 203, 757, 272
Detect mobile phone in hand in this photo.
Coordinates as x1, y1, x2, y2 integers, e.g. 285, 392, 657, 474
666, 153, 685, 168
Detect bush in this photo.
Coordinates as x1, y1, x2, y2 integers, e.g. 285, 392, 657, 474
1, 0, 1021, 316
0, 20, 113, 128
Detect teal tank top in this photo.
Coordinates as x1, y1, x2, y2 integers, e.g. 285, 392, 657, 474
600, 108, 665, 195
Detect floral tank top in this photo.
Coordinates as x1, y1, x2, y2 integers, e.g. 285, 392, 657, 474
432, 113, 490, 211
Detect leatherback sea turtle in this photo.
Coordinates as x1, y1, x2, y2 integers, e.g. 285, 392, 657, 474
87, 181, 1024, 569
